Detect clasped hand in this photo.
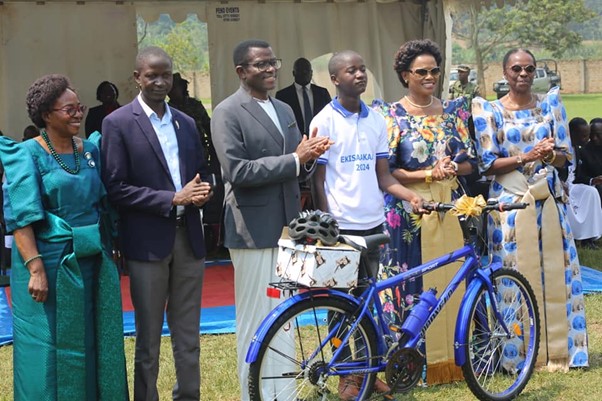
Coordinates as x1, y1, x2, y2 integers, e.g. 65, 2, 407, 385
173, 174, 213, 207
524, 137, 555, 163
295, 127, 334, 164
432, 156, 456, 180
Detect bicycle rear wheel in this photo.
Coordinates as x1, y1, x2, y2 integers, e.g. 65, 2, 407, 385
462, 268, 540, 401
248, 296, 378, 401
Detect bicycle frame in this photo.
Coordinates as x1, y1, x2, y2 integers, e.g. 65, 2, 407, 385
246, 243, 514, 373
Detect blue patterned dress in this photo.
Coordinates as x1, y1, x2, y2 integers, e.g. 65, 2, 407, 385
472, 87, 589, 368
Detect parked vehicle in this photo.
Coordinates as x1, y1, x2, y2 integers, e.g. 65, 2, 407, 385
493, 59, 561, 99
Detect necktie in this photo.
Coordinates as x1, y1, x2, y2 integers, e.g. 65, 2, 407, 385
302, 86, 312, 134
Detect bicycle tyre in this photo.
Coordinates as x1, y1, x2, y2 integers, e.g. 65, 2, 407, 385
248, 295, 378, 401
461, 268, 540, 401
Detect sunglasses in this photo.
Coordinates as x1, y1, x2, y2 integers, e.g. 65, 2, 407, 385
52, 104, 87, 117
409, 67, 441, 78
508, 65, 536, 74
242, 58, 282, 72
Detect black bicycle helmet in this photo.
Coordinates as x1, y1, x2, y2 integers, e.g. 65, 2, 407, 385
288, 210, 340, 246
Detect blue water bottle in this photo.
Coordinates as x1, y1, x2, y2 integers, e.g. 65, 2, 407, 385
401, 288, 438, 338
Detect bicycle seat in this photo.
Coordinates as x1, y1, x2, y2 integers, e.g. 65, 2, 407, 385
340, 233, 390, 253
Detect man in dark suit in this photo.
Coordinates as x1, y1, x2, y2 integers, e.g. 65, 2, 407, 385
276, 57, 331, 135
101, 46, 213, 401
211, 40, 330, 401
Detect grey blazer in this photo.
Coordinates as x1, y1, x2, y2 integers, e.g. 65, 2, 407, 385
211, 87, 302, 249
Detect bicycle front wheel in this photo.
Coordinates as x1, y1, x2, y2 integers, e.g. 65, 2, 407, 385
248, 296, 379, 401
462, 268, 540, 401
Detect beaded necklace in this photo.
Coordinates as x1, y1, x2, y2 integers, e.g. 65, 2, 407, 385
41, 130, 80, 174
404, 95, 434, 109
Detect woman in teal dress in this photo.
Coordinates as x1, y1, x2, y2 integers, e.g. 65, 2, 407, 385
1, 74, 128, 400
472, 49, 588, 370
372, 39, 476, 384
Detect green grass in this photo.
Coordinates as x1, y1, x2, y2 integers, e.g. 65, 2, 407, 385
485, 93, 602, 123
560, 93, 602, 123
1, 244, 601, 400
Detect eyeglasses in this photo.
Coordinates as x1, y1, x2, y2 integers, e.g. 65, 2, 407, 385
508, 65, 536, 74
409, 67, 441, 78
242, 58, 282, 72
52, 104, 87, 117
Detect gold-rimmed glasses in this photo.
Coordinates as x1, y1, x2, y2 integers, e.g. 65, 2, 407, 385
508, 65, 536, 74
409, 67, 441, 78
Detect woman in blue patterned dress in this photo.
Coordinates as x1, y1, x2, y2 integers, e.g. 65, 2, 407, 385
1, 75, 128, 400
373, 39, 476, 384
472, 48, 588, 370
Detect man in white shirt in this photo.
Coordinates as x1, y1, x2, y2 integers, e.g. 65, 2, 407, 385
312, 50, 424, 400
276, 57, 332, 135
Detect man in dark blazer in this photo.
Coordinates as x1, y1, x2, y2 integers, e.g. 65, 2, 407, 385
211, 40, 330, 401
101, 46, 212, 401
275, 57, 331, 135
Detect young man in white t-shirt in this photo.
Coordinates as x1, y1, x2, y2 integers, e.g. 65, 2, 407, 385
311, 50, 424, 400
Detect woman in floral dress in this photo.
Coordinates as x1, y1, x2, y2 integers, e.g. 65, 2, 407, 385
373, 39, 476, 384
472, 48, 588, 370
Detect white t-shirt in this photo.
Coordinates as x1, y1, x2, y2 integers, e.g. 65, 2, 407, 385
311, 98, 388, 230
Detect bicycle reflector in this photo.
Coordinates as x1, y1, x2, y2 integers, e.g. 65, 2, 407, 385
266, 287, 281, 299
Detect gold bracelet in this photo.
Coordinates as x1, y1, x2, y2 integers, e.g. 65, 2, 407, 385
543, 151, 556, 165
424, 169, 433, 183
24, 254, 42, 266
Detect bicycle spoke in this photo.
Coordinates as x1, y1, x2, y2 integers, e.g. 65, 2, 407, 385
249, 297, 378, 401
462, 269, 539, 401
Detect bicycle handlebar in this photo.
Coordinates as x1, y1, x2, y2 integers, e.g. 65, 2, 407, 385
423, 200, 529, 213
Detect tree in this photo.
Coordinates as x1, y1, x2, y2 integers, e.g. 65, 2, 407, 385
452, 0, 595, 96
137, 14, 209, 73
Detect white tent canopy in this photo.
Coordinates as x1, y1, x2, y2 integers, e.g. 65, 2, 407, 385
0, 0, 452, 138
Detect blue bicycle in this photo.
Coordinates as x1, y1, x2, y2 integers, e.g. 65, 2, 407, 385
246, 200, 540, 401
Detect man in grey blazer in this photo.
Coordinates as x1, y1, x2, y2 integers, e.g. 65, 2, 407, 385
211, 39, 331, 400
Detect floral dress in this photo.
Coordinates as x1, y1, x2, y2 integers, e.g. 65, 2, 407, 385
372, 97, 475, 383
472, 87, 588, 368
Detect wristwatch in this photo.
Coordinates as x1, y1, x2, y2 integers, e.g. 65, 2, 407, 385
450, 161, 459, 172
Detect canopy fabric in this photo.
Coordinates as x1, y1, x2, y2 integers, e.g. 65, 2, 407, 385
0, 0, 448, 138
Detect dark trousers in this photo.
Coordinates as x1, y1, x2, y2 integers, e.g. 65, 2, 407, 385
332, 224, 384, 361
128, 227, 205, 401
339, 224, 385, 285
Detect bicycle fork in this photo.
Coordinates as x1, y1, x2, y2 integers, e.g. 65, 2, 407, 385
453, 266, 517, 366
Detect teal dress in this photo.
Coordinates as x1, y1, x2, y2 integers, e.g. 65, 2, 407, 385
0, 137, 127, 401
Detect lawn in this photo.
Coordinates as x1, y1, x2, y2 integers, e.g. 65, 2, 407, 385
485, 92, 602, 123
561, 93, 602, 123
